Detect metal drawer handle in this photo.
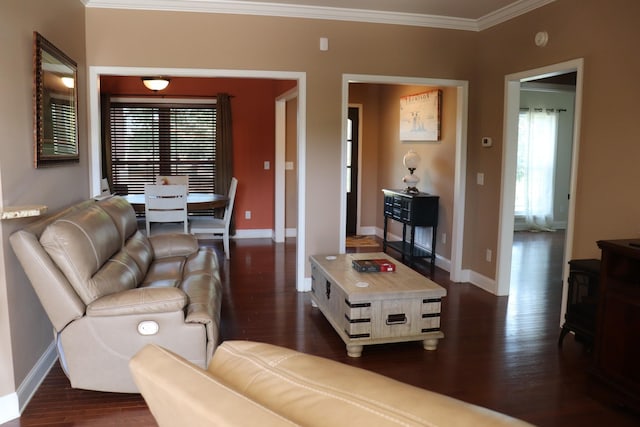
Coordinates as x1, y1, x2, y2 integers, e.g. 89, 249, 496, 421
386, 313, 407, 325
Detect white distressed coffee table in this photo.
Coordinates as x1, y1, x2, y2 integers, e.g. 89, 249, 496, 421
309, 252, 446, 357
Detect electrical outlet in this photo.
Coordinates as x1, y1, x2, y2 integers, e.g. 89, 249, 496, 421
477, 172, 485, 186
245, 211, 251, 220
441, 233, 447, 244
486, 249, 492, 262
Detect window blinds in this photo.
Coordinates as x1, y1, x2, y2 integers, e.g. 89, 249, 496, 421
109, 102, 216, 195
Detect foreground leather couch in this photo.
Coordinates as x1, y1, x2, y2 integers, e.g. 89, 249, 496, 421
130, 341, 534, 426
10, 196, 222, 393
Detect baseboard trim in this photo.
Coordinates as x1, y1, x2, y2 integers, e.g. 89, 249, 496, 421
0, 340, 57, 423
17, 340, 58, 415
0, 392, 19, 424
301, 276, 312, 292
234, 229, 274, 239
467, 270, 499, 295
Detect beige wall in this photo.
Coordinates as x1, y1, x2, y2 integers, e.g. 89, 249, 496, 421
4, 0, 640, 413
467, 0, 640, 278
0, 0, 86, 408
84, 8, 477, 269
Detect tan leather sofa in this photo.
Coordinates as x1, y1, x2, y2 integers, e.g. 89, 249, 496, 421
10, 196, 222, 393
130, 341, 534, 427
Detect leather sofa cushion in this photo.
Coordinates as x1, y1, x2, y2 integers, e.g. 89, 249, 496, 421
210, 341, 531, 427
87, 287, 187, 316
97, 196, 139, 245
121, 231, 153, 279
131, 345, 296, 426
40, 204, 124, 304
141, 257, 186, 287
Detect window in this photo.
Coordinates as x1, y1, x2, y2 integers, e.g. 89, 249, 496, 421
515, 107, 559, 230
108, 100, 216, 195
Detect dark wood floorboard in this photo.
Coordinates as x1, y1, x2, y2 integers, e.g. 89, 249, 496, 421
4, 232, 640, 426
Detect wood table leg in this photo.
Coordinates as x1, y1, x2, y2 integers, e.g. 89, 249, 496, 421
347, 344, 363, 358
423, 338, 439, 351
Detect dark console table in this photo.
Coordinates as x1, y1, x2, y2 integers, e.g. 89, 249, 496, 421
382, 189, 439, 276
590, 239, 640, 411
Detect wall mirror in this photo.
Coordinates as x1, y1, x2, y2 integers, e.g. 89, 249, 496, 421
33, 31, 79, 167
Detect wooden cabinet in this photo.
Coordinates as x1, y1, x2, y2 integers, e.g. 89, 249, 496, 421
382, 189, 439, 276
558, 259, 600, 348
591, 239, 640, 411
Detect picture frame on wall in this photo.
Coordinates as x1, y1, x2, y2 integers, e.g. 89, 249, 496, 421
399, 89, 442, 142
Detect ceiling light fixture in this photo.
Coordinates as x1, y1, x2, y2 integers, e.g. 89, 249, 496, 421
142, 77, 170, 91
61, 76, 75, 88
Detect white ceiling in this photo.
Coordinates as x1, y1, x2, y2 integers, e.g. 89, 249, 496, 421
82, 0, 556, 31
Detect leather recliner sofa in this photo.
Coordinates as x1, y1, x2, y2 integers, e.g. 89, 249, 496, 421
130, 340, 534, 427
10, 196, 222, 393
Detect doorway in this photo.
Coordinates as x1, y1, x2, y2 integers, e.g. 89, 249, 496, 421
88, 66, 309, 292
341, 75, 468, 282
497, 59, 584, 323
346, 106, 360, 236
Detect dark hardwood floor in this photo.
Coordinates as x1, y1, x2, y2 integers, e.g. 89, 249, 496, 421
4, 232, 640, 426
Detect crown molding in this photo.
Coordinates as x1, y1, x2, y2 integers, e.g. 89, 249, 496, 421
477, 0, 557, 31
82, 0, 555, 32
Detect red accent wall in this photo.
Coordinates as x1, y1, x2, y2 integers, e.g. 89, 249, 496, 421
100, 76, 296, 230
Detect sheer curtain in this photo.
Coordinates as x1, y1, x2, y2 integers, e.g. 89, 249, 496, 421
515, 108, 559, 231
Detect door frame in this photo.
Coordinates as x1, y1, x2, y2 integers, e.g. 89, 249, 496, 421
88, 66, 308, 292
275, 87, 298, 243
496, 59, 584, 310
346, 104, 363, 235
340, 74, 468, 282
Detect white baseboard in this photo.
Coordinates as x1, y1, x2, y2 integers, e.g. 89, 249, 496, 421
17, 340, 58, 413
195, 228, 275, 240
0, 392, 19, 424
234, 229, 273, 239
466, 270, 498, 294
300, 276, 312, 292
0, 340, 57, 423
357, 226, 377, 235
285, 228, 297, 238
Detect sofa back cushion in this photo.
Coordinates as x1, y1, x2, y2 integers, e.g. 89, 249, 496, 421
97, 196, 139, 244
40, 204, 129, 304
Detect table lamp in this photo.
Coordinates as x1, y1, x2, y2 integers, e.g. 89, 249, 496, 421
402, 149, 420, 194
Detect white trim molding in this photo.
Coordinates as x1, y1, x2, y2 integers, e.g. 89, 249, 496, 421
82, 0, 556, 31
0, 393, 19, 424
0, 340, 58, 423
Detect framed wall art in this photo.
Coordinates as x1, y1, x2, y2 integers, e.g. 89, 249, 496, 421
399, 89, 442, 142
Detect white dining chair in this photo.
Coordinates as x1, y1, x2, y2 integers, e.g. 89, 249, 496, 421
190, 177, 238, 259
100, 178, 112, 195
156, 175, 189, 192
144, 184, 189, 235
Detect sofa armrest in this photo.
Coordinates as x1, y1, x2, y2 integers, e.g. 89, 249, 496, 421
130, 345, 296, 426
149, 233, 199, 259
87, 287, 187, 317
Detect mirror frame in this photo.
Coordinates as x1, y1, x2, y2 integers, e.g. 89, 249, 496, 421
33, 31, 79, 167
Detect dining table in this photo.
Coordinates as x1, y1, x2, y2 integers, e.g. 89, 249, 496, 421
121, 192, 228, 214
